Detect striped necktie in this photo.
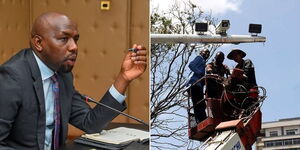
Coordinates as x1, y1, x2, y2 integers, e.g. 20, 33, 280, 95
50, 74, 60, 150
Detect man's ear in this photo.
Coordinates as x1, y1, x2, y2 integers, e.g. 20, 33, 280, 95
31, 35, 43, 52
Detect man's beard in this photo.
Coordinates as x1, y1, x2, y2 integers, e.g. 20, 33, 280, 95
58, 63, 74, 73
59, 54, 77, 73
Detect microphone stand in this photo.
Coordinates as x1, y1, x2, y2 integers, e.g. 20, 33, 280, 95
82, 95, 149, 127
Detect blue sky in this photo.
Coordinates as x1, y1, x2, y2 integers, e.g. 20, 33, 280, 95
216, 0, 300, 122
152, 0, 300, 123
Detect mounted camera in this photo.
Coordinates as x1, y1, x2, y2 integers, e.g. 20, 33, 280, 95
215, 20, 230, 36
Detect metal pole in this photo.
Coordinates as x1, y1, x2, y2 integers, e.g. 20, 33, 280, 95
151, 34, 266, 44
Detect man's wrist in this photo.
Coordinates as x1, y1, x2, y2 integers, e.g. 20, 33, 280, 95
113, 73, 131, 95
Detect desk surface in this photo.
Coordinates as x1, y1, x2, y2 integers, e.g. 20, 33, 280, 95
61, 123, 149, 150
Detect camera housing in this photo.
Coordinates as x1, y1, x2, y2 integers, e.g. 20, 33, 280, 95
215, 20, 230, 36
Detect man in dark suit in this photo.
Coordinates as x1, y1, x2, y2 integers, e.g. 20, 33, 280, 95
0, 12, 147, 150
186, 49, 210, 123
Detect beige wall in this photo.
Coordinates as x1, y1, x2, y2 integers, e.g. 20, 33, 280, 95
0, 0, 149, 138
0, 0, 30, 61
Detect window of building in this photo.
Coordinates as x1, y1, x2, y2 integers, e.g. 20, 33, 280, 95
265, 141, 275, 147
275, 140, 283, 146
286, 129, 298, 135
269, 131, 278, 137
285, 139, 293, 145
293, 138, 300, 145
264, 138, 300, 147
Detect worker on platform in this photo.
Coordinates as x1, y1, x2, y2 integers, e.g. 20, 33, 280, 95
206, 51, 230, 98
227, 48, 257, 88
187, 49, 210, 123
206, 51, 230, 78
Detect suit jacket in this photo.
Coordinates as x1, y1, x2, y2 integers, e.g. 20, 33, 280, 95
0, 48, 126, 150
187, 55, 206, 87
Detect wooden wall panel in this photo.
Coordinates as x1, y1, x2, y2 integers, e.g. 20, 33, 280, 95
0, 0, 30, 64
128, 0, 149, 124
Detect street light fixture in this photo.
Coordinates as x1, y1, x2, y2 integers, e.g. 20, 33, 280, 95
195, 22, 208, 35
249, 24, 262, 36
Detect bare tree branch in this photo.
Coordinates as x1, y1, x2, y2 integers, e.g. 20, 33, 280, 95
150, 1, 220, 149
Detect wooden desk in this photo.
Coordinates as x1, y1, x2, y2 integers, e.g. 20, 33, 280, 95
61, 123, 149, 150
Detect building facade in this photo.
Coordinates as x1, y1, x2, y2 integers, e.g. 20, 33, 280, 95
256, 117, 300, 150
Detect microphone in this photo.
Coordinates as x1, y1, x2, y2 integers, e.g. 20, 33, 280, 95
81, 94, 149, 127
